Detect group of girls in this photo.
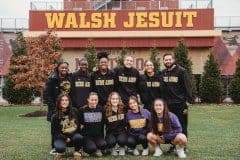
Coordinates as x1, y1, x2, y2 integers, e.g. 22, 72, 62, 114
52, 92, 187, 159
46, 52, 188, 159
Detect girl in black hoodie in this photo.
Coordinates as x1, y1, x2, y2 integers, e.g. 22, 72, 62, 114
79, 92, 107, 157
44, 61, 74, 122
91, 52, 115, 106
51, 94, 83, 160
114, 55, 148, 108
72, 58, 91, 109
141, 60, 162, 111
104, 92, 127, 156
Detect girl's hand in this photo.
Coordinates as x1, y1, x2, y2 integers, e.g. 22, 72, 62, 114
66, 138, 71, 143
158, 135, 165, 144
80, 124, 84, 129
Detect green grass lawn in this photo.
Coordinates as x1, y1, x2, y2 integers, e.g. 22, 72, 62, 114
0, 104, 240, 160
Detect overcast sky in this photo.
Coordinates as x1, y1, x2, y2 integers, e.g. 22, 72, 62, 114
0, 0, 239, 18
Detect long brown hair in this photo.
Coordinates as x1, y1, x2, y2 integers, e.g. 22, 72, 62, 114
56, 94, 73, 120
105, 92, 124, 117
128, 95, 145, 117
150, 98, 171, 134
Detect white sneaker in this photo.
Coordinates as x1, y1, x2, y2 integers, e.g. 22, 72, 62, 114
115, 145, 120, 152
142, 148, 149, 156
177, 148, 186, 158
111, 148, 118, 156
49, 148, 57, 155
118, 147, 126, 156
127, 147, 133, 153
133, 148, 140, 156
153, 146, 163, 157
95, 149, 103, 157
79, 149, 89, 157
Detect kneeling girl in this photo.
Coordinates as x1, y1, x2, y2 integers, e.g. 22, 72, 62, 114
79, 92, 107, 156
104, 92, 128, 156
147, 98, 187, 158
51, 94, 83, 159
126, 96, 151, 156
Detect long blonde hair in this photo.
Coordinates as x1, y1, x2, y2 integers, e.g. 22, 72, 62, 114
105, 92, 125, 117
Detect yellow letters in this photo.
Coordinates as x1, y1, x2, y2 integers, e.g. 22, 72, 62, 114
129, 119, 146, 129
45, 12, 65, 28
64, 13, 78, 28
103, 12, 116, 28
45, 11, 198, 29
136, 12, 148, 28
161, 11, 174, 27
79, 13, 90, 28
149, 12, 160, 28
175, 11, 182, 27
123, 12, 135, 28
91, 13, 102, 28
183, 11, 197, 27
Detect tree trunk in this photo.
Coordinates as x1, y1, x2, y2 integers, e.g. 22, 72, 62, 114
39, 89, 44, 111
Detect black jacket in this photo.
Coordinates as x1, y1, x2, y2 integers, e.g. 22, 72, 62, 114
114, 66, 148, 106
161, 65, 192, 105
72, 71, 91, 108
91, 69, 115, 106
44, 71, 74, 121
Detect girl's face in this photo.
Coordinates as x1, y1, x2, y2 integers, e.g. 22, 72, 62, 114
60, 96, 69, 111
129, 98, 139, 112
144, 61, 154, 73
110, 93, 120, 107
88, 95, 98, 108
154, 100, 164, 115
79, 60, 88, 72
99, 58, 108, 70
123, 56, 134, 68
58, 63, 68, 76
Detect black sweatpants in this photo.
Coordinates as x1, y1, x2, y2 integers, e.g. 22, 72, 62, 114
83, 136, 107, 154
105, 132, 127, 148
127, 134, 148, 149
168, 102, 188, 137
54, 133, 83, 153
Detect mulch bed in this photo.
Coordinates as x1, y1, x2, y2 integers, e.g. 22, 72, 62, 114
19, 110, 47, 117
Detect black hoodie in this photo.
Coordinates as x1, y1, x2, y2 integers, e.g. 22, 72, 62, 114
72, 70, 91, 108
114, 66, 148, 106
161, 65, 192, 105
79, 105, 105, 138
51, 108, 80, 141
91, 69, 115, 106
141, 71, 162, 110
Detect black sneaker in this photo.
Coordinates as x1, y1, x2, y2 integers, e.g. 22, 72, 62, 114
167, 144, 176, 154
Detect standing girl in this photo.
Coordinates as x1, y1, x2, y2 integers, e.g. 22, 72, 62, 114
104, 92, 127, 156
44, 61, 74, 121
44, 61, 74, 155
91, 52, 115, 106
114, 55, 148, 107
141, 60, 162, 111
125, 96, 151, 156
79, 92, 107, 157
147, 98, 187, 158
72, 58, 91, 109
51, 94, 83, 160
